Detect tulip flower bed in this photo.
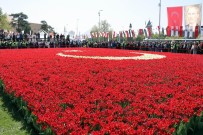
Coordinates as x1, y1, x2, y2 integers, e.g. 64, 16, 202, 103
0, 48, 203, 135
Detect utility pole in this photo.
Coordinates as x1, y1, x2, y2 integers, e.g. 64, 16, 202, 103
98, 10, 103, 42
76, 19, 79, 40
159, 0, 161, 39
129, 23, 132, 42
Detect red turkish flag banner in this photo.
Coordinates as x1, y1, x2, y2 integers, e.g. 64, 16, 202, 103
106, 32, 109, 38
113, 31, 116, 39
91, 32, 95, 38
147, 28, 151, 37
119, 31, 123, 38
158, 26, 160, 32
195, 25, 199, 38
166, 26, 171, 37
132, 30, 135, 37
167, 6, 183, 27
179, 26, 183, 37
125, 31, 129, 38
139, 29, 144, 35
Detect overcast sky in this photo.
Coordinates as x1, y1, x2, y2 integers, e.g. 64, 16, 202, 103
0, 0, 202, 34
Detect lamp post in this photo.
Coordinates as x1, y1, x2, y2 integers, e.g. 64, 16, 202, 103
129, 23, 132, 41
76, 19, 79, 39
158, 0, 161, 40
64, 24, 68, 36
98, 10, 103, 42
129, 23, 132, 29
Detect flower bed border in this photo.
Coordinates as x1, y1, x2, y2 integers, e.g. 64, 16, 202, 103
1, 79, 203, 135
0, 80, 54, 135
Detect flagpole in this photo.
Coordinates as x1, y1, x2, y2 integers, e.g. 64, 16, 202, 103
76, 19, 79, 40
98, 10, 103, 42
159, 0, 161, 40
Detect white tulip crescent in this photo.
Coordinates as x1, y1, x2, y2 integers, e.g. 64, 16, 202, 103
57, 50, 166, 60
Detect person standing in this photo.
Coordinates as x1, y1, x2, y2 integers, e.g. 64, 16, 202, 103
44, 33, 47, 41
193, 42, 198, 54
191, 41, 198, 54
171, 41, 174, 53
199, 42, 203, 54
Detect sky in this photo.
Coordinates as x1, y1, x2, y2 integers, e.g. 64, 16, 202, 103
0, 0, 202, 35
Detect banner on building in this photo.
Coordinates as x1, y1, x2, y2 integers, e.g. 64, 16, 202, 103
125, 31, 129, 38
139, 29, 144, 35
131, 30, 136, 38
166, 26, 171, 37
119, 31, 123, 38
179, 26, 183, 37
184, 4, 202, 31
167, 6, 183, 27
144, 29, 148, 37
128, 29, 132, 37
194, 25, 199, 38
147, 27, 152, 38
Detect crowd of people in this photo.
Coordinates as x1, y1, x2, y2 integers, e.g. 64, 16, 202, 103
88, 40, 203, 54
0, 31, 203, 54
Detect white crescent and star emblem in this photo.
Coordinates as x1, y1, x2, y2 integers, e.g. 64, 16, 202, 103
57, 50, 166, 60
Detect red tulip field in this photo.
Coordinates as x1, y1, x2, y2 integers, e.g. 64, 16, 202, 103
0, 48, 203, 135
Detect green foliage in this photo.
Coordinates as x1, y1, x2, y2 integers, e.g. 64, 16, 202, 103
92, 123, 101, 131
100, 20, 111, 32
165, 36, 184, 39
173, 114, 203, 135
40, 20, 54, 33
44, 127, 53, 135
66, 34, 70, 41
151, 33, 166, 39
91, 25, 99, 33
10, 12, 31, 34
119, 99, 130, 108
0, 8, 12, 30
91, 20, 111, 33
0, 81, 33, 135
175, 122, 187, 135
0, 103, 29, 135
2, 77, 203, 135
136, 35, 144, 41
0, 80, 54, 135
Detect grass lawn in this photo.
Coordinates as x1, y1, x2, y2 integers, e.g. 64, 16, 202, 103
0, 94, 36, 135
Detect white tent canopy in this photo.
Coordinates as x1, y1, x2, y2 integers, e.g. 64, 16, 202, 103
38, 29, 48, 39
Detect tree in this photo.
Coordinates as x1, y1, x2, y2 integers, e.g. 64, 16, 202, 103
0, 8, 12, 30
136, 35, 145, 41
91, 25, 99, 33
10, 12, 31, 33
90, 20, 112, 42
91, 20, 112, 32
40, 20, 54, 32
151, 33, 166, 39
100, 20, 111, 32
